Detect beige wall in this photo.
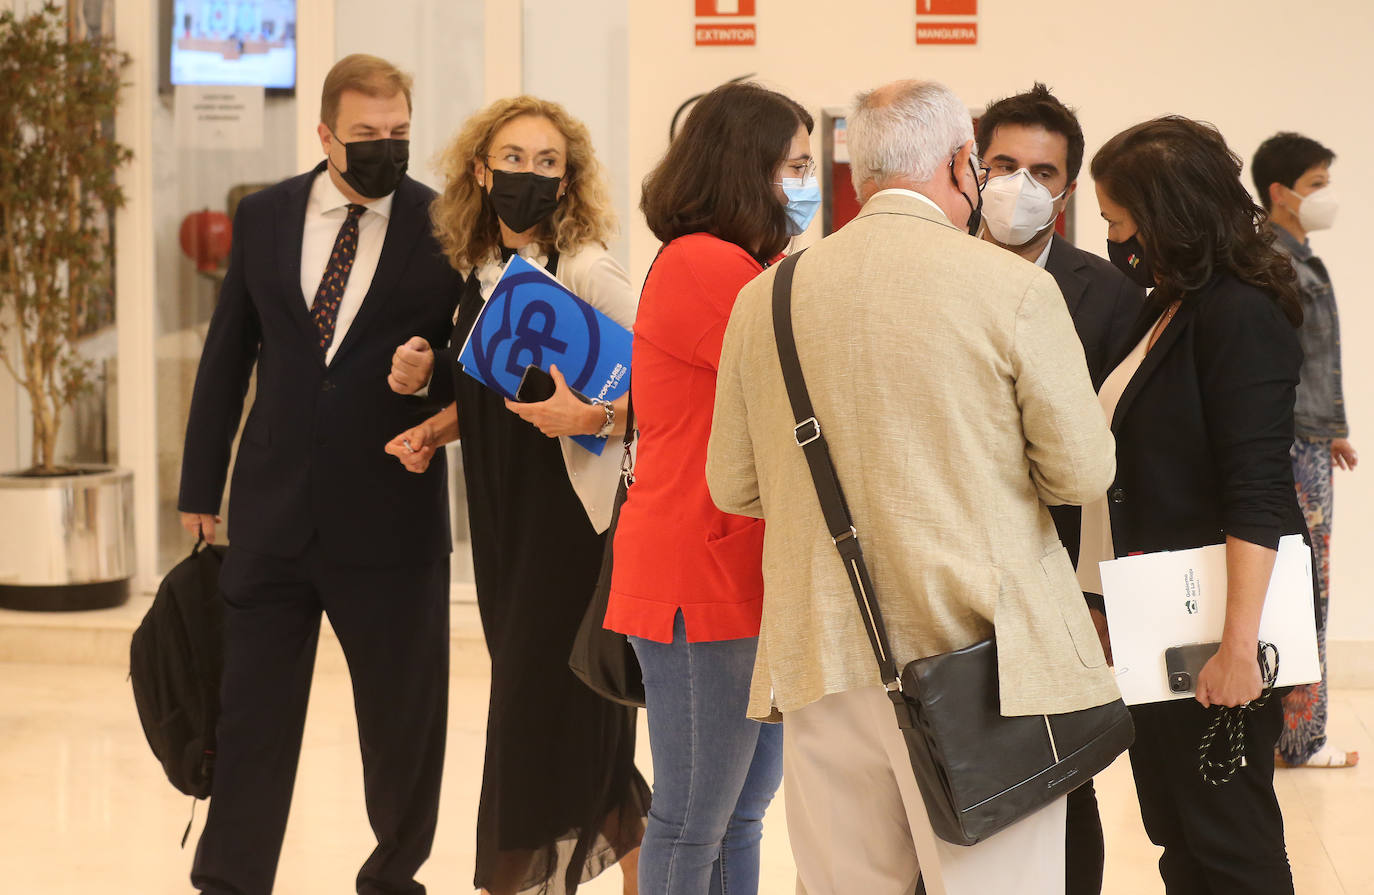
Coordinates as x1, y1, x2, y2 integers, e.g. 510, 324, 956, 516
626, 0, 1374, 653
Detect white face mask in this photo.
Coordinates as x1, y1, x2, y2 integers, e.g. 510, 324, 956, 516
980, 169, 1066, 247
1293, 184, 1338, 232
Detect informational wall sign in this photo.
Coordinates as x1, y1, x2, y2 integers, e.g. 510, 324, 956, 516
916, 21, 978, 44
695, 0, 757, 47
695, 24, 757, 45
695, 0, 756, 14
173, 85, 265, 149
917, 0, 977, 13
916, 0, 978, 45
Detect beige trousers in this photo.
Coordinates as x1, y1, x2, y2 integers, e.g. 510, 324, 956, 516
782, 686, 1067, 895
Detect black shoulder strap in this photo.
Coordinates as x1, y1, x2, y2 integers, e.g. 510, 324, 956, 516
770, 252, 902, 690
618, 396, 636, 482
619, 244, 675, 481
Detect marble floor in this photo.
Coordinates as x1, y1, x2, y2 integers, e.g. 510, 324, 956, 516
1, 636, 1371, 894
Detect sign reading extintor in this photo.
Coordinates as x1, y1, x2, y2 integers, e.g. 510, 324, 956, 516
696, 24, 757, 45
695, 0, 757, 47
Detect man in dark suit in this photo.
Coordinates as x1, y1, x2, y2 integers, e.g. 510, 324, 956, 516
177, 54, 462, 894
975, 83, 1146, 895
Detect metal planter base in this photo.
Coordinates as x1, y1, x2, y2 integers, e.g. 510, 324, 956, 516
0, 579, 130, 611
0, 465, 135, 612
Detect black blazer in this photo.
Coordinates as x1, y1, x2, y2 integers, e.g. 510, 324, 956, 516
1043, 236, 1146, 564
178, 163, 463, 564
1103, 274, 1306, 558
1044, 235, 1146, 388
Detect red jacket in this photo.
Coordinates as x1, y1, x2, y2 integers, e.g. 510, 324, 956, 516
605, 234, 767, 643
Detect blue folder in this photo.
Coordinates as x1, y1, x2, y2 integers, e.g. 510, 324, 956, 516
457, 255, 632, 455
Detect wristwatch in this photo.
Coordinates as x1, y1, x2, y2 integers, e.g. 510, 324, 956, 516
593, 400, 616, 439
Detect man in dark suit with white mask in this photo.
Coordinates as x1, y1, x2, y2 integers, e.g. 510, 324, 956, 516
975, 82, 1146, 895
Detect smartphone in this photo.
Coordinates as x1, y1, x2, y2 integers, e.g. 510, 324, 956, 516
514, 364, 592, 404
1164, 641, 1222, 694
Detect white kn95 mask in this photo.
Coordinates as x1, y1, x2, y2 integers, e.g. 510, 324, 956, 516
981, 169, 1065, 247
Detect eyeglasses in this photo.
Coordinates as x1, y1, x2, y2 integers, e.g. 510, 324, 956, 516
778, 157, 817, 183
483, 151, 567, 178
949, 150, 991, 188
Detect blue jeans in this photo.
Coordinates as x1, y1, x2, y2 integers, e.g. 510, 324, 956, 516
629, 612, 783, 895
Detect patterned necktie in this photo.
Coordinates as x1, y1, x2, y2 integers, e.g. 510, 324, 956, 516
310, 203, 367, 352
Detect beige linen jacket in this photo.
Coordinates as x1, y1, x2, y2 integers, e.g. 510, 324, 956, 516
706, 191, 1121, 721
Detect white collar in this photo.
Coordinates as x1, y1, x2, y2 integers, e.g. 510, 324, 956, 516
1034, 235, 1055, 269
869, 187, 949, 221
311, 168, 395, 220
474, 243, 553, 302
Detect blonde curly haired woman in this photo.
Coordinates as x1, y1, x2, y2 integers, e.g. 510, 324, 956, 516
384, 96, 647, 895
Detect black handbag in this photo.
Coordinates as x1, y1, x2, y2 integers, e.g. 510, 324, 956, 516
769, 251, 1134, 846
568, 402, 646, 708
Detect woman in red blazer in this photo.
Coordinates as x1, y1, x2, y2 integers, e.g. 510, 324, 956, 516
604, 82, 817, 895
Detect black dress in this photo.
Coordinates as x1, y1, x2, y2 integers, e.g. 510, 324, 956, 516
448, 258, 649, 895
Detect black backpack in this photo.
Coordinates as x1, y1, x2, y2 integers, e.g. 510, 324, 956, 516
130, 537, 226, 800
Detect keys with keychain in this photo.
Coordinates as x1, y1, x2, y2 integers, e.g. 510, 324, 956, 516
1197, 641, 1280, 786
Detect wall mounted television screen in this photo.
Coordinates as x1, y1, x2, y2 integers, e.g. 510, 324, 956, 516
168, 0, 297, 90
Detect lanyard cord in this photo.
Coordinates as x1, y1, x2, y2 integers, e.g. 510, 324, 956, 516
1198, 642, 1280, 786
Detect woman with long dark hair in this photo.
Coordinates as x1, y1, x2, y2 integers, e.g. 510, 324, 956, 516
1083, 116, 1306, 894
602, 81, 817, 894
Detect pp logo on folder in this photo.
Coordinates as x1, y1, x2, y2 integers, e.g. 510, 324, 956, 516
459, 255, 633, 455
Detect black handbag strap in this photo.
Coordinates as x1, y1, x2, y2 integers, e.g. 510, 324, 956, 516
619, 245, 671, 485
770, 252, 903, 692
618, 397, 636, 483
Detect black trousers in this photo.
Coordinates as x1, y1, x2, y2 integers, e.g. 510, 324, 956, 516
1128, 697, 1293, 895
1065, 779, 1104, 895
191, 540, 450, 895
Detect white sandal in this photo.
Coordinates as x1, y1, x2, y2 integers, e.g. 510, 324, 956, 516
1277, 745, 1360, 769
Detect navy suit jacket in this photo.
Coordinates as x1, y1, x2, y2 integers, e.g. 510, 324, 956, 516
1042, 235, 1146, 566
178, 163, 462, 565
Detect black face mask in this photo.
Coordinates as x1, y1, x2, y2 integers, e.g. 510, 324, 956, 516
487, 169, 563, 234
330, 132, 409, 199
949, 151, 985, 236
1107, 234, 1157, 289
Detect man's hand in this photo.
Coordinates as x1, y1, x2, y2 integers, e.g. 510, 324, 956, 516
1195, 643, 1263, 708
180, 512, 221, 544
389, 337, 434, 395
385, 421, 438, 474
504, 365, 603, 438
1332, 438, 1359, 472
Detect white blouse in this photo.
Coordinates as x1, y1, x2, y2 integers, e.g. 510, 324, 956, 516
1076, 326, 1153, 595
466, 243, 638, 534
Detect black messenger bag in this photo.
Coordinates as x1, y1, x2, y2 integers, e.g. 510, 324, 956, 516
769, 251, 1134, 846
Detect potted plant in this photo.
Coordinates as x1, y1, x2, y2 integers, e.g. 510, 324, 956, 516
0, 2, 135, 610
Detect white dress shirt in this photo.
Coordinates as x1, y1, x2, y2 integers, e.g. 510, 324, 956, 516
870, 187, 949, 220
300, 171, 394, 364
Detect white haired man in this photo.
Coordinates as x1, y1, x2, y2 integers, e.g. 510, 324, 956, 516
706, 80, 1120, 894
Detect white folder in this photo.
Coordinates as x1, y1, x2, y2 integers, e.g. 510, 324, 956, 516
1099, 534, 1320, 706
